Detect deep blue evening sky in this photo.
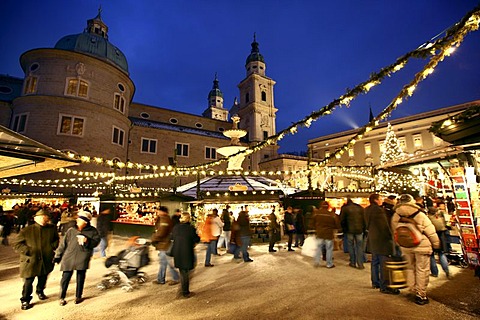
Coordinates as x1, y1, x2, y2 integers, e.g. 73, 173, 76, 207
1, 1, 480, 153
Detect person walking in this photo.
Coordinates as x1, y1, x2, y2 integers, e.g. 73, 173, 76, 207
313, 201, 338, 268
13, 209, 60, 310
151, 206, 179, 285
211, 209, 224, 255
392, 194, 440, 305
217, 208, 232, 253
234, 210, 253, 262
340, 197, 366, 269
94, 208, 112, 258
427, 206, 451, 279
201, 213, 216, 267
171, 212, 200, 298
54, 211, 100, 306
284, 206, 296, 251
294, 209, 306, 247
365, 194, 399, 294
268, 208, 281, 252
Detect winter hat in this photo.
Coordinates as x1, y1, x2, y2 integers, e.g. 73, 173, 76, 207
77, 210, 92, 223
398, 194, 415, 205
34, 209, 50, 218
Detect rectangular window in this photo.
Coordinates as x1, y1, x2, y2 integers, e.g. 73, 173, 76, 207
263, 131, 268, 140
141, 138, 157, 154
113, 93, 125, 113
413, 134, 422, 149
65, 78, 89, 97
205, 147, 216, 160
364, 143, 371, 155
57, 114, 85, 137
112, 126, 125, 146
348, 147, 354, 157
12, 113, 29, 133
398, 137, 406, 150
24, 76, 38, 94
176, 143, 189, 157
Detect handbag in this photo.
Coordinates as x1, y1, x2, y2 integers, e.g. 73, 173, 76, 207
166, 240, 174, 257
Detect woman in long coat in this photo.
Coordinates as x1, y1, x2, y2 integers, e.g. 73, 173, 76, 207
54, 211, 100, 306
171, 212, 200, 298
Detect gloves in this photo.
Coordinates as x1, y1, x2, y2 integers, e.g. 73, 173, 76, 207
53, 257, 61, 264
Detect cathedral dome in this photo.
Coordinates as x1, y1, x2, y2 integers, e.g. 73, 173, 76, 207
245, 34, 264, 65
54, 10, 128, 74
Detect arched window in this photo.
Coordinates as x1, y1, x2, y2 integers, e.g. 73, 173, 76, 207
261, 91, 267, 101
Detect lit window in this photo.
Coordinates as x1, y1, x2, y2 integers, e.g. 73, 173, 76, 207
413, 134, 422, 148
324, 150, 330, 158
205, 147, 217, 160
114, 93, 126, 113
176, 143, 189, 157
364, 143, 371, 155
112, 126, 125, 147
12, 113, 28, 133
398, 137, 406, 150
24, 76, 38, 94
65, 78, 89, 97
141, 138, 157, 154
379, 140, 385, 153
348, 147, 354, 157
58, 114, 85, 137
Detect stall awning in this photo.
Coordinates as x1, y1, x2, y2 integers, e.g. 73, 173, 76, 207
0, 125, 80, 178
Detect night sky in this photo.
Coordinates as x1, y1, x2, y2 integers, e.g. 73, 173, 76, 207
1, 1, 479, 153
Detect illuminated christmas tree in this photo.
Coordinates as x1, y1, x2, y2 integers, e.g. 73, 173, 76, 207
376, 123, 418, 194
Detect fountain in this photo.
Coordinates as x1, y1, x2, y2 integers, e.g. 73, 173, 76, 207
217, 115, 248, 171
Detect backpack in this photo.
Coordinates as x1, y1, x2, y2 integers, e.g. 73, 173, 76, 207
394, 211, 423, 248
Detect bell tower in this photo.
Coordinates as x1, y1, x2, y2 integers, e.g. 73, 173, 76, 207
234, 34, 278, 169
202, 73, 228, 121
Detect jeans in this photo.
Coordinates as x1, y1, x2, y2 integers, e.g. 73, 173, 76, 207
347, 233, 364, 268
430, 251, 449, 276
234, 236, 251, 261
217, 231, 231, 251
205, 240, 217, 265
94, 237, 108, 257
60, 270, 86, 299
21, 275, 48, 302
314, 238, 334, 267
158, 251, 179, 283
371, 254, 388, 290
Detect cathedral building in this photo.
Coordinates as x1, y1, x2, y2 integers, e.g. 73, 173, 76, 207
0, 11, 279, 192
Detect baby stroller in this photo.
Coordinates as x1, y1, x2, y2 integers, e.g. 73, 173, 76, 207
97, 237, 151, 292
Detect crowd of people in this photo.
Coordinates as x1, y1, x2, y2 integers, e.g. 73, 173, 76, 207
0, 192, 461, 310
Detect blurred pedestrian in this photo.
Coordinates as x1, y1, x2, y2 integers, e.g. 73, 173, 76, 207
171, 212, 200, 298
201, 213, 216, 267
54, 210, 100, 306
13, 210, 59, 310
392, 194, 440, 305
268, 208, 280, 252
1, 210, 16, 245
217, 208, 232, 252
94, 208, 112, 258
284, 206, 295, 251
427, 207, 451, 279
340, 196, 366, 269
294, 208, 306, 247
151, 206, 179, 285
211, 209, 224, 255
234, 210, 253, 262
365, 194, 399, 294
313, 201, 338, 268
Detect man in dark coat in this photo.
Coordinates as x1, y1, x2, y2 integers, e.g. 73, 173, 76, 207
13, 209, 59, 310
284, 206, 296, 251
234, 211, 253, 262
54, 210, 100, 306
365, 194, 398, 294
340, 197, 366, 269
268, 209, 281, 252
171, 212, 200, 298
95, 208, 112, 258
294, 209, 306, 247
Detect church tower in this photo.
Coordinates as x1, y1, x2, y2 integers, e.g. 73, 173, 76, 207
202, 73, 228, 121
234, 34, 278, 169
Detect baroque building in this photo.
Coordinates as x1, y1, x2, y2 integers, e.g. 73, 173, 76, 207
0, 11, 278, 192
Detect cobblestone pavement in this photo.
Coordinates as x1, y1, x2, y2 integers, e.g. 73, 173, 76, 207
0, 234, 479, 320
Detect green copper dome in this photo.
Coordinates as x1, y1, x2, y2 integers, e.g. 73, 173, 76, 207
245, 34, 264, 65
208, 74, 223, 98
54, 10, 128, 74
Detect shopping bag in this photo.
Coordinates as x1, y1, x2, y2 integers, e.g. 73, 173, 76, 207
301, 236, 317, 258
